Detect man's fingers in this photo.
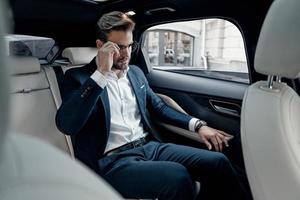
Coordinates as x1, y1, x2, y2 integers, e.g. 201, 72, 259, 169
103, 41, 120, 49
111, 46, 120, 57
215, 135, 223, 152
217, 132, 229, 147
210, 137, 220, 152
219, 130, 233, 138
105, 46, 120, 57
202, 137, 212, 150
102, 42, 120, 56
223, 137, 229, 147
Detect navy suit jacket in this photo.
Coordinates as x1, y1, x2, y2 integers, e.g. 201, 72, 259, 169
56, 58, 192, 175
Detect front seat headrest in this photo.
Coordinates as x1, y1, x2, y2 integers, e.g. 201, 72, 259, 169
255, 0, 300, 79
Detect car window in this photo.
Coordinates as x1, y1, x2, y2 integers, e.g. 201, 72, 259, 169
143, 19, 249, 84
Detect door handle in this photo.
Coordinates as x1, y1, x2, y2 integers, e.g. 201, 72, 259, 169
209, 99, 241, 117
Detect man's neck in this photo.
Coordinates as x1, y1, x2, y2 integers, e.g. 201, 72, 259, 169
111, 68, 126, 79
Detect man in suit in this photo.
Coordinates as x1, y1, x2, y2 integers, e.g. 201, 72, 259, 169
56, 11, 249, 200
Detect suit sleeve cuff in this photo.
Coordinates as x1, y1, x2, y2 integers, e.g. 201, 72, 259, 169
90, 70, 108, 88
189, 118, 200, 132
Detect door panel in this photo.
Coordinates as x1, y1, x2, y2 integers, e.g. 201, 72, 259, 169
145, 69, 249, 171
146, 69, 248, 142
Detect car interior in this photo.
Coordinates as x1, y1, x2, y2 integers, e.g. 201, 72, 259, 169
1, 0, 300, 199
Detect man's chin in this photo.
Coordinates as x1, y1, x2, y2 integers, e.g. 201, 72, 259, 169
112, 63, 128, 70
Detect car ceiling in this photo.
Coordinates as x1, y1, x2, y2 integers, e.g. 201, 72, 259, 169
9, 0, 273, 46
9, 0, 273, 81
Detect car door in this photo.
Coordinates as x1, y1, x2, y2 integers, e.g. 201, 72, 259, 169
135, 19, 250, 164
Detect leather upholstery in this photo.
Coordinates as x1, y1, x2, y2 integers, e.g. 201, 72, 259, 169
0, 134, 123, 200
255, 0, 300, 78
8, 56, 40, 75
242, 81, 300, 200
9, 56, 72, 154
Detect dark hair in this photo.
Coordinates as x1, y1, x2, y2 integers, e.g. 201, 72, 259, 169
96, 11, 135, 41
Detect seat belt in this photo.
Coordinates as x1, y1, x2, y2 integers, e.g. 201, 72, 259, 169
44, 65, 75, 159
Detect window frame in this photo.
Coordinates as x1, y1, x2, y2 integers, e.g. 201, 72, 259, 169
140, 18, 250, 85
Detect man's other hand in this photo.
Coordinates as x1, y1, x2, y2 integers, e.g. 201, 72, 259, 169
197, 126, 231, 152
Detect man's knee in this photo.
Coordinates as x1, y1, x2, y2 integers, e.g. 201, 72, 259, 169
170, 164, 192, 186
215, 152, 230, 164
161, 163, 195, 199
208, 152, 232, 170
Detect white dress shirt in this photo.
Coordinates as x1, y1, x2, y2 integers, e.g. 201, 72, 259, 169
91, 59, 199, 153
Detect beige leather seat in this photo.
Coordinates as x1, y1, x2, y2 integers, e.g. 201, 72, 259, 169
0, 1, 122, 199
8, 56, 74, 156
241, 0, 300, 199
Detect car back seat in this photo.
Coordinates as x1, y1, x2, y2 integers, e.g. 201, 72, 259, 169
8, 56, 74, 157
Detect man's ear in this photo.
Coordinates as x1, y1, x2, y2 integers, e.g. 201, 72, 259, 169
96, 39, 104, 49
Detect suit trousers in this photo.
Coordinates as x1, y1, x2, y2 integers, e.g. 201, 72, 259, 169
98, 141, 248, 200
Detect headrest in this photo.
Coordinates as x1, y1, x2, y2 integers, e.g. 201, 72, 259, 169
9, 56, 41, 75
255, 0, 300, 79
62, 47, 97, 65
5, 35, 55, 59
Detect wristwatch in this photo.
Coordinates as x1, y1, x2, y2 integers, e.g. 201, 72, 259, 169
194, 120, 207, 132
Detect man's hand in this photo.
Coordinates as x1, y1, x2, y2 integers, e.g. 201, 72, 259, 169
198, 126, 232, 152
97, 41, 120, 74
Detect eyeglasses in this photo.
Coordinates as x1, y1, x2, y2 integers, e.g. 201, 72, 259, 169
116, 41, 139, 52
102, 40, 138, 52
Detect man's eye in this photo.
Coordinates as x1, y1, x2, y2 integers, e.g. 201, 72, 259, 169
118, 45, 126, 49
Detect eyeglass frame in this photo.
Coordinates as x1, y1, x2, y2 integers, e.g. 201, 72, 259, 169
101, 40, 139, 52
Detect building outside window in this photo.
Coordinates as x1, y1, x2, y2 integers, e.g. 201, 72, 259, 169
143, 19, 249, 83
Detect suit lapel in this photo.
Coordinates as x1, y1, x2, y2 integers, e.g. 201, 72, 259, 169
127, 68, 157, 139
127, 69, 146, 117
